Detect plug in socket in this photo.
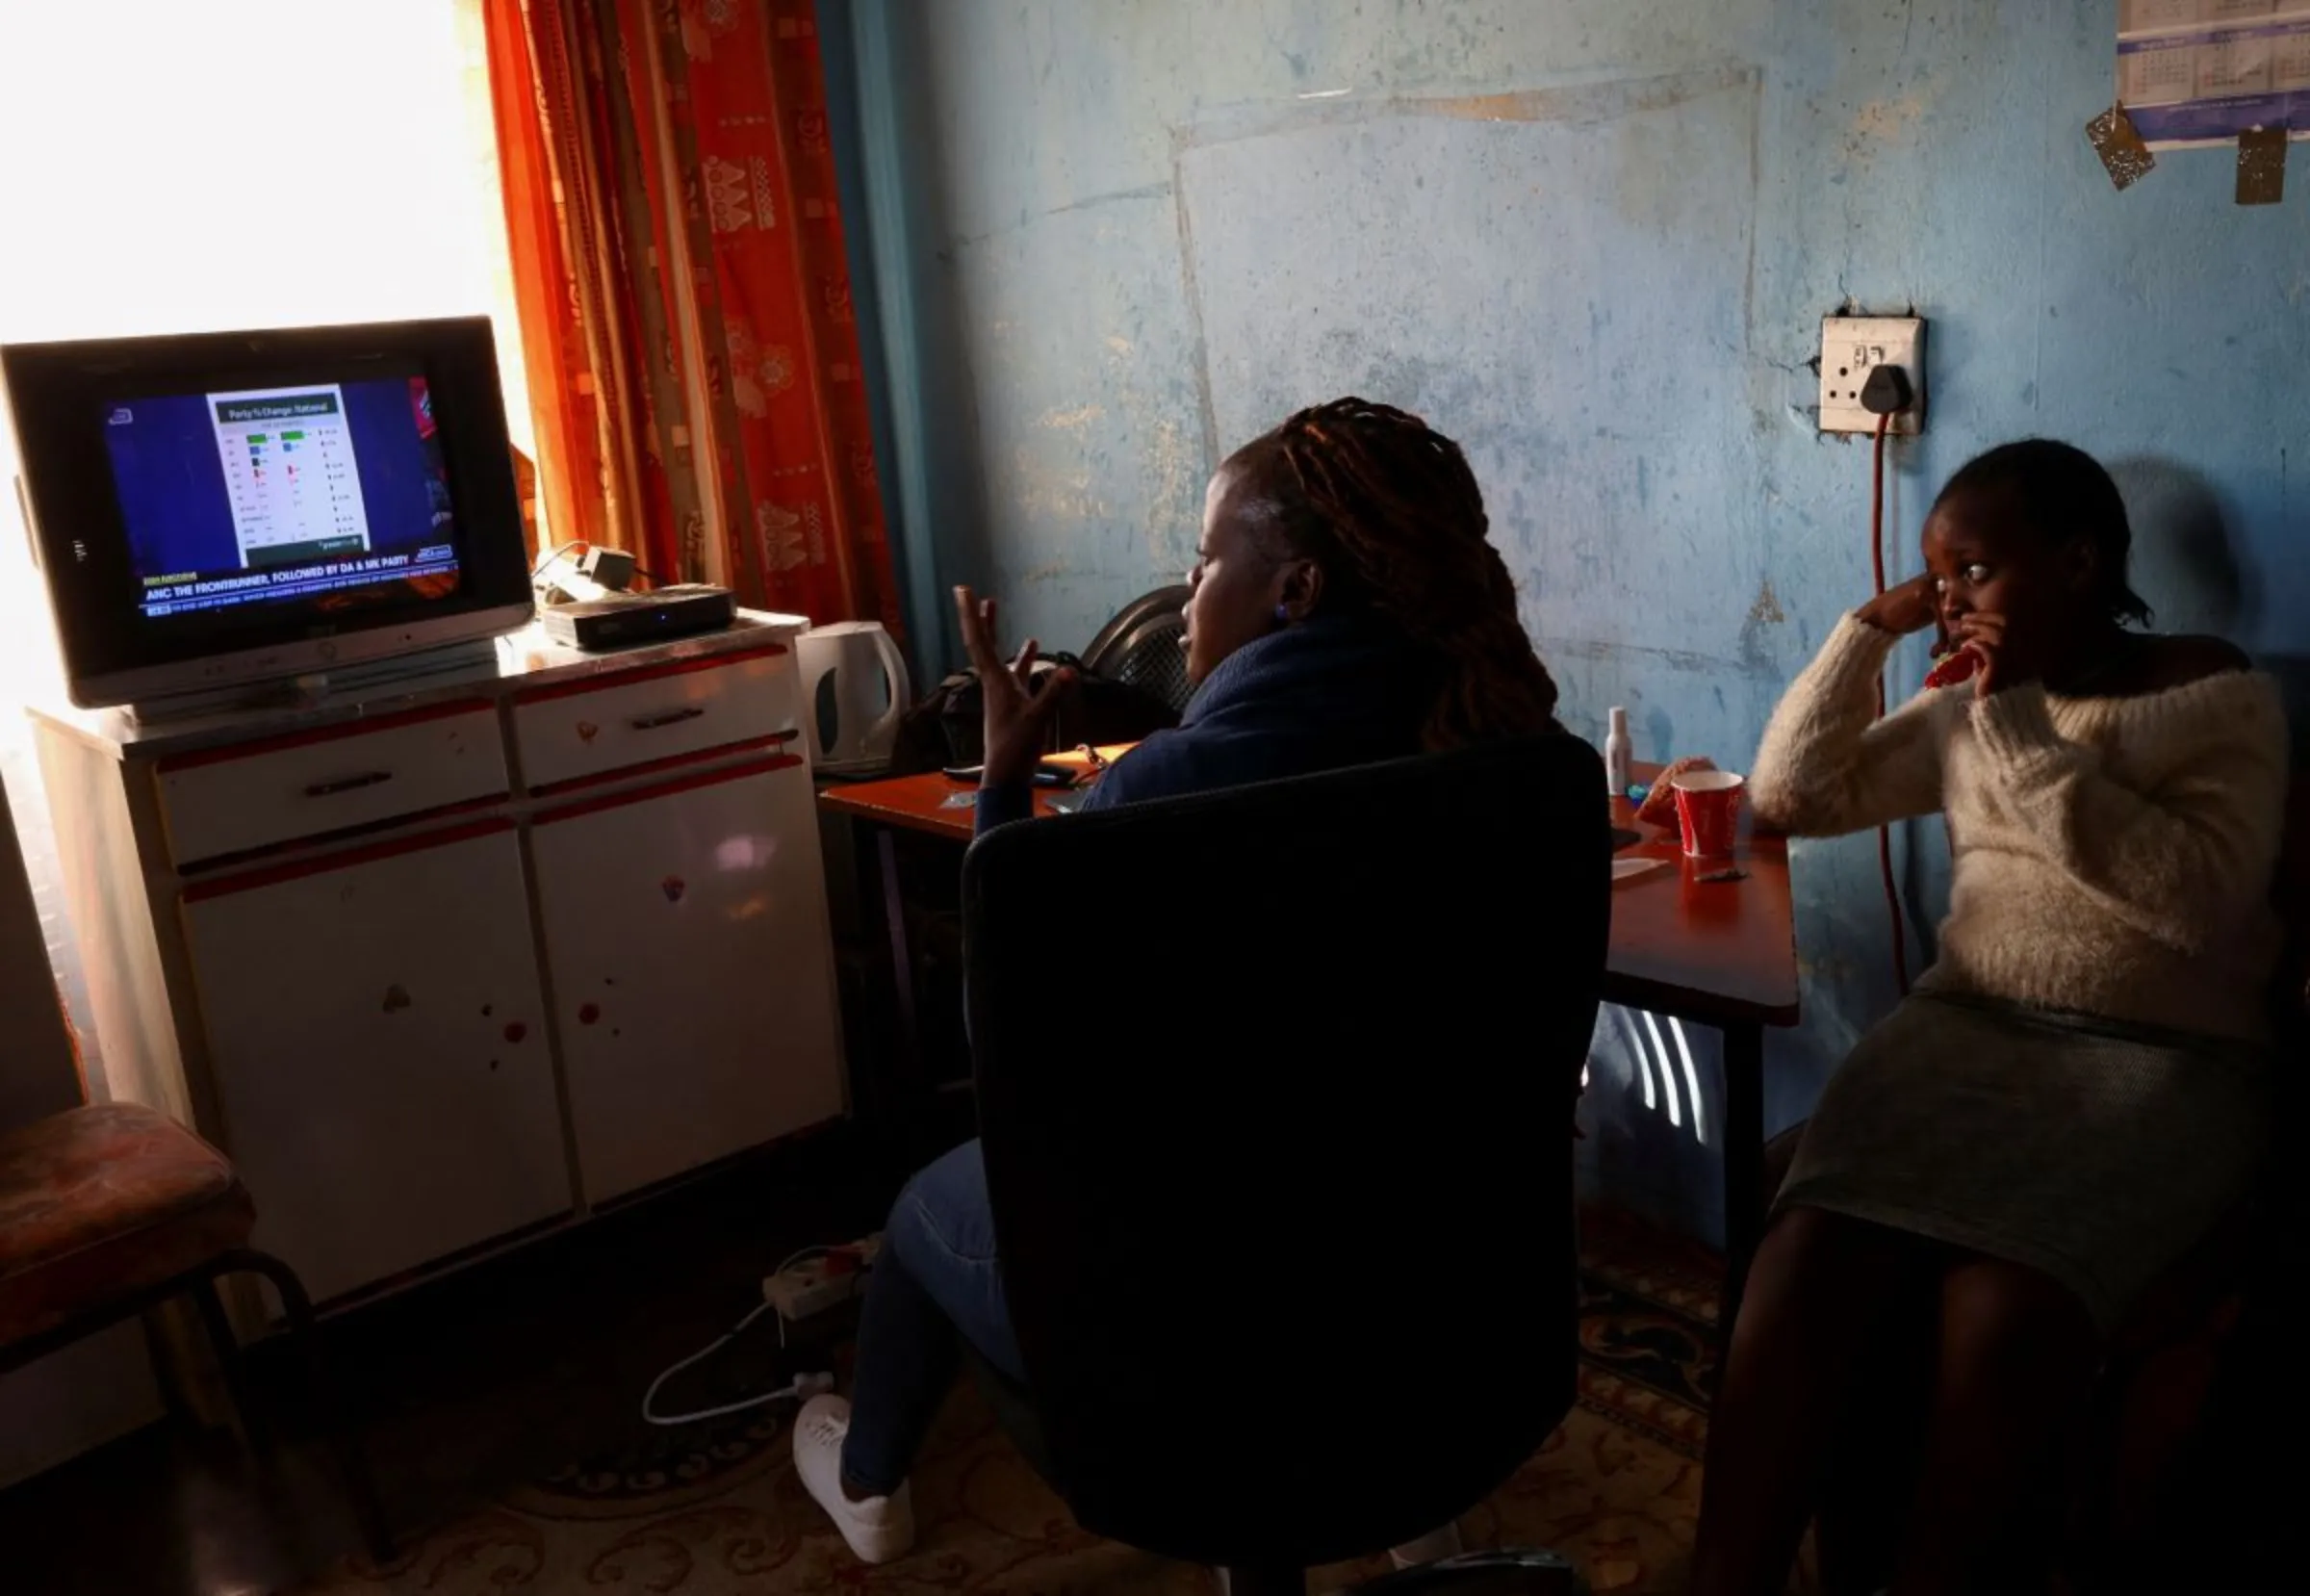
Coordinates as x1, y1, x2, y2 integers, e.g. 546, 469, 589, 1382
1819, 316, 1925, 435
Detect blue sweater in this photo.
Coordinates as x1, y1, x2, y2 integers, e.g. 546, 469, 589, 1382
975, 614, 1443, 834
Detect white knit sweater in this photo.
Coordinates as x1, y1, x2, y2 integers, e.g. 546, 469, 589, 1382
1752, 614, 2289, 1040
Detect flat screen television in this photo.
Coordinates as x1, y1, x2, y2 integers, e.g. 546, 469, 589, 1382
2, 317, 535, 709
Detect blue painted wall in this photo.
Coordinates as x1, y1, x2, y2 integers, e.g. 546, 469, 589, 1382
827, 1, 2310, 1241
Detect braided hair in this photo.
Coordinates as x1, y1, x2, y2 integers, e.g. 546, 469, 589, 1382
1231, 398, 1560, 748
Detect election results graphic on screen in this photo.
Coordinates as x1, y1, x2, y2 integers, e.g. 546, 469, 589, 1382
102, 375, 462, 622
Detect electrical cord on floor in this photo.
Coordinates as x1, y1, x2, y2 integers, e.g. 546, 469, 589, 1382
640, 1305, 834, 1426
1868, 401, 1912, 996
640, 1247, 837, 1428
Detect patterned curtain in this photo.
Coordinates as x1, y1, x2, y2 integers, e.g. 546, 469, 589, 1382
483, 0, 898, 630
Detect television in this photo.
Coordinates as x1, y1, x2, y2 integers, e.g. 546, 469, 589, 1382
2, 317, 535, 710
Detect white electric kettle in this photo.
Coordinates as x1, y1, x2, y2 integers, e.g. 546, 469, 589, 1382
795, 621, 911, 774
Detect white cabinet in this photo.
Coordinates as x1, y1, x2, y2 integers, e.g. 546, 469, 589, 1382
31, 614, 843, 1310
181, 822, 568, 1302
531, 753, 844, 1202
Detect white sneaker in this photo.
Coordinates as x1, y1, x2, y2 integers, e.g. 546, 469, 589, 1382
792, 1393, 916, 1564
1388, 1520, 1465, 1569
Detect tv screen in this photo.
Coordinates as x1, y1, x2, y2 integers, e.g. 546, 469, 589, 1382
110, 375, 462, 621
4, 318, 534, 708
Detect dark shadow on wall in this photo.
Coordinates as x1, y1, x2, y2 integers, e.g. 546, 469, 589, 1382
2109, 455, 2250, 638
2106, 456, 2310, 763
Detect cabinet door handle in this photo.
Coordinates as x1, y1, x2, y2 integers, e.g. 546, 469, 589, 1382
303, 770, 395, 798
629, 707, 706, 732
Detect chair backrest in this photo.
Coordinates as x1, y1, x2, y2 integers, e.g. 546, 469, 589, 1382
962, 733, 1608, 1568
1080, 584, 1194, 714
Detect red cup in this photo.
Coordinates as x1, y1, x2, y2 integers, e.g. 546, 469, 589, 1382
1671, 769, 1744, 860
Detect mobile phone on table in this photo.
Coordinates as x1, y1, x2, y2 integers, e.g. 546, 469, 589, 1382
941, 763, 1073, 787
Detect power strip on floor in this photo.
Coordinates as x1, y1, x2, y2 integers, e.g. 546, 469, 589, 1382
761, 1233, 882, 1326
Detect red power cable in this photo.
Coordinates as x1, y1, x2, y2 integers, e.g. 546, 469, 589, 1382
1870, 413, 1891, 601
1870, 409, 1911, 995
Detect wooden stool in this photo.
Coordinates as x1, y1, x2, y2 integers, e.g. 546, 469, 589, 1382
0, 1102, 390, 1559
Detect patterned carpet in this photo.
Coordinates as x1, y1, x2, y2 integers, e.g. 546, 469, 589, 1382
300, 1209, 1755, 1595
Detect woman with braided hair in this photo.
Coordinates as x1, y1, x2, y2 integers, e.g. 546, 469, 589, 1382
962, 395, 1563, 831
795, 398, 1564, 1566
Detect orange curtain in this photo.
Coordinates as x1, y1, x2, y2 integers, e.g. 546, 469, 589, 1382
483, 0, 898, 630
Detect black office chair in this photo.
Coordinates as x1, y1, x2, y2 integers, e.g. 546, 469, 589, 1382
1081, 584, 1194, 714
961, 734, 1610, 1595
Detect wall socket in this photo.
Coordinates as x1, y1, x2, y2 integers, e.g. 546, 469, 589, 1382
761, 1234, 883, 1325
1818, 315, 1925, 435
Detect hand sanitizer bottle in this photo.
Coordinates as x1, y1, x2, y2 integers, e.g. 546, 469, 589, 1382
1604, 706, 1631, 797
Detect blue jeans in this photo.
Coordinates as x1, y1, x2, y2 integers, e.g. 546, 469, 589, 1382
840, 1139, 1023, 1494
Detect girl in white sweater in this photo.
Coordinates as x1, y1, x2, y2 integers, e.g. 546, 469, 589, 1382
1690, 440, 2287, 1596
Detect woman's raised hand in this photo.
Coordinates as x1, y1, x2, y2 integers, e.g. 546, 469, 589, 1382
1856, 573, 1941, 640
954, 585, 1074, 785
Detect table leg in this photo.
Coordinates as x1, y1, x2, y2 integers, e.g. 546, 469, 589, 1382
877, 827, 922, 1095
1719, 1021, 1765, 1346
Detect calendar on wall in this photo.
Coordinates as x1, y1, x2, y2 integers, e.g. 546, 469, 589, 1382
2118, 1, 2310, 147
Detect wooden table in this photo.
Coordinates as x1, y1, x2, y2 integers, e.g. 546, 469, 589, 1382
819, 755, 1800, 1329
1600, 772, 1799, 1332
819, 744, 1128, 841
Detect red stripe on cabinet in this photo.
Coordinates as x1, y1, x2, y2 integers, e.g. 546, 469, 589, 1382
175, 793, 514, 875
525, 730, 800, 797
531, 754, 805, 827
181, 819, 518, 900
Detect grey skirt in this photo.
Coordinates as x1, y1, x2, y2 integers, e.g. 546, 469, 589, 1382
1774, 990, 2272, 1330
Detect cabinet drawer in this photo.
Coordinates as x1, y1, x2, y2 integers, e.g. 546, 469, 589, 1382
511, 645, 796, 791
157, 703, 509, 866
